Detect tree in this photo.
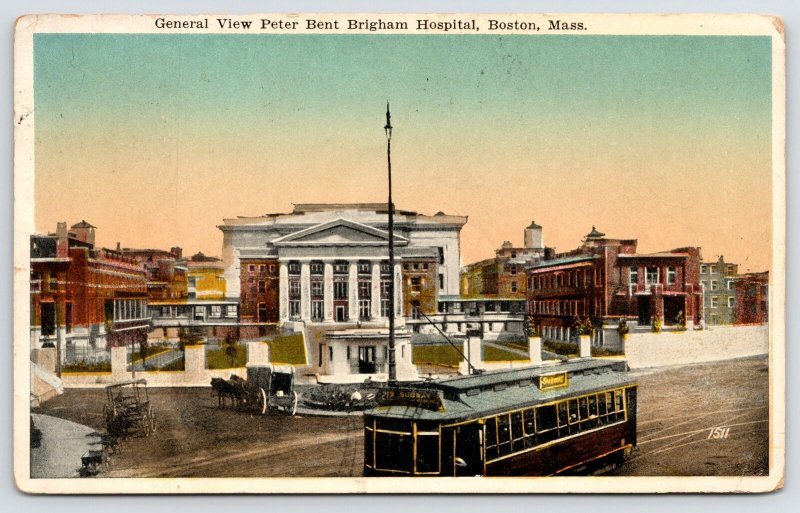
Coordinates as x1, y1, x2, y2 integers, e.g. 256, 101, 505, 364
223, 331, 239, 367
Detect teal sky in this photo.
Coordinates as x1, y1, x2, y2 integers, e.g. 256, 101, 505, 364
33, 34, 773, 271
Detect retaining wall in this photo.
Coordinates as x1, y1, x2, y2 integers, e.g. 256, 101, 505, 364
623, 324, 768, 369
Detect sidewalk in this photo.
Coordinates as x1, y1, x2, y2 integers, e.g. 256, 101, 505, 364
30, 413, 101, 478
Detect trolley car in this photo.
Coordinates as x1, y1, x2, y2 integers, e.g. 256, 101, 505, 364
364, 358, 637, 476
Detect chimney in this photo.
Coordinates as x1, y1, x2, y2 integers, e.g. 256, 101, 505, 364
170, 246, 183, 259
56, 222, 68, 258
116, 242, 121, 251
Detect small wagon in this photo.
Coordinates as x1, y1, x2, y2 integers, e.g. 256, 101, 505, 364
245, 364, 299, 416
103, 378, 156, 438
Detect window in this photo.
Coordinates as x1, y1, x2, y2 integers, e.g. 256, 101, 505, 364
358, 280, 371, 299
710, 297, 719, 309
701, 264, 708, 274
726, 280, 734, 291
727, 297, 735, 308
310, 261, 323, 275
437, 247, 444, 265
645, 267, 658, 286
411, 277, 421, 292
358, 261, 371, 274
248, 264, 255, 272
381, 299, 391, 318
187, 276, 196, 287
288, 261, 301, 275
359, 300, 371, 320
710, 280, 718, 291
511, 282, 518, 293
194, 306, 205, 319
509, 265, 517, 275
311, 300, 324, 321
226, 305, 238, 318
289, 280, 301, 298
667, 267, 676, 285
210, 305, 222, 318
381, 280, 392, 298
439, 274, 444, 290
289, 300, 300, 319
333, 261, 349, 274
259, 264, 266, 272
311, 279, 323, 298
629, 267, 639, 293
334, 280, 348, 299
258, 280, 266, 293
726, 264, 735, 274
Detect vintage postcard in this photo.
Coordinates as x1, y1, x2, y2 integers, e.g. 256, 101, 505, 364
13, 13, 785, 494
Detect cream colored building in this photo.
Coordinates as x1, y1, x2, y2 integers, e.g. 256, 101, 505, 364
218, 203, 467, 381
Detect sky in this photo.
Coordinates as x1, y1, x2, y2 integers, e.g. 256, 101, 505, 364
33, 33, 773, 271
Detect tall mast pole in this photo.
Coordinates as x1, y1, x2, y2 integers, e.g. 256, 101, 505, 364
385, 102, 397, 385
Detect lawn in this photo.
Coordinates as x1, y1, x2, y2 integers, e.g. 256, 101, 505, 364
160, 357, 185, 371
206, 345, 248, 369
412, 344, 462, 367
482, 345, 529, 362
266, 333, 307, 365
61, 361, 111, 373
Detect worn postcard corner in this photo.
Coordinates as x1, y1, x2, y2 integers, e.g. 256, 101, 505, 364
13, 12, 785, 494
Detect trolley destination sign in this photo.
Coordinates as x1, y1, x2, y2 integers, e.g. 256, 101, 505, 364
377, 387, 445, 411
537, 371, 569, 391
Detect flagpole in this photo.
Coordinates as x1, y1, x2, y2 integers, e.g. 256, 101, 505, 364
385, 103, 397, 385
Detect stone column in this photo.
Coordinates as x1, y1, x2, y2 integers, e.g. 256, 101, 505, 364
246, 341, 271, 366
279, 262, 289, 321
323, 261, 334, 322
371, 261, 381, 319
528, 336, 543, 365
394, 263, 403, 320
348, 261, 359, 321
300, 262, 311, 321
579, 335, 591, 358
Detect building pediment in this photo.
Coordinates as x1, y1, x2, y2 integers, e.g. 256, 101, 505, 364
272, 219, 409, 247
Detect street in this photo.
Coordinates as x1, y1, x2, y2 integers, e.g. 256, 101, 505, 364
33, 356, 769, 477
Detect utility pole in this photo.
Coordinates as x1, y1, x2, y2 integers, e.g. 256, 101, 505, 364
385, 103, 397, 385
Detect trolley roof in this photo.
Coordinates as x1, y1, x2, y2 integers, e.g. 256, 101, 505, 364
367, 358, 636, 422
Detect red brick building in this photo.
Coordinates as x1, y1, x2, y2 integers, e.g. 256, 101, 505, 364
733, 272, 769, 324
30, 221, 149, 362
118, 246, 188, 301
238, 258, 280, 338
401, 251, 439, 319
460, 221, 545, 299
526, 227, 702, 342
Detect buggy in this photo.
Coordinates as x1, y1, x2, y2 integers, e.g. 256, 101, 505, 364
103, 378, 156, 438
245, 364, 299, 415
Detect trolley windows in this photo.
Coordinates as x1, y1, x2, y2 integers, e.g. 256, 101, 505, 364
482, 387, 630, 463
367, 418, 440, 475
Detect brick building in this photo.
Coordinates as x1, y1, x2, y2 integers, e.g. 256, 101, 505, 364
118, 246, 188, 301
460, 221, 545, 299
700, 256, 739, 325
733, 272, 769, 324
30, 221, 149, 362
526, 227, 702, 344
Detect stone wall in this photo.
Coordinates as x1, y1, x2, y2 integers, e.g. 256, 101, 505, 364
623, 324, 768, 369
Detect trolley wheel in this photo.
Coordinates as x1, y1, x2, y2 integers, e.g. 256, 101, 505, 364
142, 410, 151, 436
288, 391, 298, 416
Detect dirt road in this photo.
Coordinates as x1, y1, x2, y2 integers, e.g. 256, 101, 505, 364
34, 356, 769, 477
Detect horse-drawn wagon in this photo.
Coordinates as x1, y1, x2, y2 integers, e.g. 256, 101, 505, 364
211, 364, 299, 416
103, 378, 156, 438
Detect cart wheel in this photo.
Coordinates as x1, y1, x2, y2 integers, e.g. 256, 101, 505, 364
289, 391, 298, 416
259, 388, 268, 416
148, 405, 156, 434
142, 410, 151, 436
